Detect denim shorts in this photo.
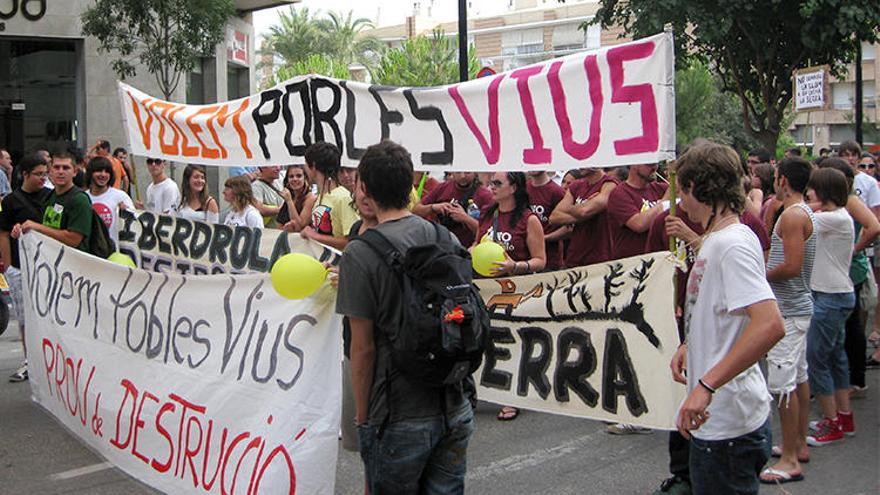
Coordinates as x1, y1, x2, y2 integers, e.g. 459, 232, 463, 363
807, 290, 855, 396
689, 420, 771, 495
358, 404, 475, 495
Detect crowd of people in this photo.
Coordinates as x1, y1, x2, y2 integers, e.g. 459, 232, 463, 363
1, 136, 879, 495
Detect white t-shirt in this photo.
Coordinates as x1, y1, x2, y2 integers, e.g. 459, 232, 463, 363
145, 178, 180, 215
684, 223, 775, 441
87, 187, 135, 244
853, 172, 880, 208
177, 203, 220, 224
223, 205, 263, 229
811, 208, 855, 293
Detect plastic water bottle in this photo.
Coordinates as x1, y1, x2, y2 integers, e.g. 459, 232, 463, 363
467, 199, 480, 220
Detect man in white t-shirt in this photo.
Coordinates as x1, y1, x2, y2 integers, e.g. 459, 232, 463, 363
669, 142, 784, 495
85, 156, 134, 244
140, 158, 179, 215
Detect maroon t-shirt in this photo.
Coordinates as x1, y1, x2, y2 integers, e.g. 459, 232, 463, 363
421, 180, 493, 247
565, 174, 619, 267
607, 181, 668, 260
477, 208, 535, 262
527, 180, 566, 270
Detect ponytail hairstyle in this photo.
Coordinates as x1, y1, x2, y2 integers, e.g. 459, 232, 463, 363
485, 172, 530, 226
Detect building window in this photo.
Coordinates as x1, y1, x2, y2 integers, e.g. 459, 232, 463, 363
832, 82, 854, 109
864, 82, 876, 108
501, 27, 545, 71
861, 41, 876, 61
830, 124, 855, 145
552, 23, 585, 54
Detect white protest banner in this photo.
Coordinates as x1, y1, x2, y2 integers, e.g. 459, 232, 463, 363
21, 232, 342, 494
474, 253, 685, 429
115, 210, 339, 274
119, 32, 675, 171
794, 65, 829, 112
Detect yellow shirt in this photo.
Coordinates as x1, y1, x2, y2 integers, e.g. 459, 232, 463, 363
311, 186, 359, 238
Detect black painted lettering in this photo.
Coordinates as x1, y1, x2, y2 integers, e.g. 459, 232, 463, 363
171, 218, 192, 257
369, 86, 403, 141
252, 89, 283, 159
229, 227, 252, 270
310, 78, 343, 150
281, 80, 312, 157
480, 326, 515, 390
601, 328, 647, 416
340, 81, 367, 160
208, 225, 234, 264
516, 326, 552, 399
137, 212, 157, 251
189, 221, 212, 260
247, 229, 270, 272
553, 327, 598, 406
403, 89, 453, 165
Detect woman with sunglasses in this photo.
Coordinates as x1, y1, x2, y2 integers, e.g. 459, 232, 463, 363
177, 165, 219, 224
222, 176, 263, 229
277, 164, 316, 232
475, 171, 546, 422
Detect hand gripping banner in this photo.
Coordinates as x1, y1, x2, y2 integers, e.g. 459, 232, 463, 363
118, 32, 675, 171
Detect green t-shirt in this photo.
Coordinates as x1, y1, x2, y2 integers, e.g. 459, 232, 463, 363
42, 188, 92, 252
849, 221, 870, 285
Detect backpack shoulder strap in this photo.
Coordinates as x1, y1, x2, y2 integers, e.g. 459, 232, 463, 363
356, 228, 402, 269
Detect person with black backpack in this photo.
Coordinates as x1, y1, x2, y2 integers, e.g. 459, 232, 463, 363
0, 153, 52, 382
336, 141, 489, 495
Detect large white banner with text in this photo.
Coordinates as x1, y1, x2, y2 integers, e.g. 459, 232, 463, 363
21, 233, 342, 495
474, 253, 685, 429
119, 32, 675, 171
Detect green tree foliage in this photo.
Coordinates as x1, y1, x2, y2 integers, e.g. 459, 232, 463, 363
260, 7, 382, 84
277, 54, 352, 82
675, 61, 758, 153
81, 0, 234, 100
590, 0, 880, 153
373, 29, 478, 87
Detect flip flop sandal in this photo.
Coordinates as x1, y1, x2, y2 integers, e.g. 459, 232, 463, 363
770, 445, 810, 463
760, 467, 804, 484
497, 406, 520, 421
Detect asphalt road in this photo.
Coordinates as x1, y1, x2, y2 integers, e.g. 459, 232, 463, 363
1, 321, 878, 494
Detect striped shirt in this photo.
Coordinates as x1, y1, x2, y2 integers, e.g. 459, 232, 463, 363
767, 202, 816, 317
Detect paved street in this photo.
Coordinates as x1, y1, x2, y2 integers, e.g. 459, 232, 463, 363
1, 321, 878, 494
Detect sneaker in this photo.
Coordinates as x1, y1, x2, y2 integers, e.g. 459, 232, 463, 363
850, 384, 869, 395
652, 476, 691, 495
837, 411, 855, 436
9, 361, 27, 383
806, 417, 843, 446
606, 423, 653, 435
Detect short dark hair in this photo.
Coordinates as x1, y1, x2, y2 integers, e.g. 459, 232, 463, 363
839, 140, 861, 157
808, 168, 849, 207
52, 151, 76, 164
17, 153, 47, 175
748, 147, 771, 163
86, 156, 116, 187
786, 147, 802, 157
97, 139, 111, 152
357, 141, 413, 210
113, 147, 127, 157
777, 157, 812, 194
817, 157, 854, 192
304, 142, 341, 182
675, 141, 746, 214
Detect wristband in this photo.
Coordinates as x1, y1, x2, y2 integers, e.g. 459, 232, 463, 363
698, 378, 716, 394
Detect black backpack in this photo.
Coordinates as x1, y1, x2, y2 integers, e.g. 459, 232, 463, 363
88, 208, 115, 259
358, 222, 491, 387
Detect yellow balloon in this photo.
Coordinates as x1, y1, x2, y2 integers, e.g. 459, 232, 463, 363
472, 241, 506, 277
108, 252, 137, 268
271, 253, 327, 299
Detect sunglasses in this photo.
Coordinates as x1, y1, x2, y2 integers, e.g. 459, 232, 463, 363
858, 163, 876, 170
146, 158, 163, 165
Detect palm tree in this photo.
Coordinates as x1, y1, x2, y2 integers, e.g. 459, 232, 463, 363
260, 7, 322, 67
314, 11, 384, 68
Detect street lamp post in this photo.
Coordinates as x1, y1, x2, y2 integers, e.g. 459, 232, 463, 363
458, 0, 468, 83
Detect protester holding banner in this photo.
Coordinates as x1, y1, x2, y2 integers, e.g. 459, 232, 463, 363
222, 175, 263, 229
337, 141, 475, 495
251, 165, 285, 228
15, 151, 93, 252
85, 156, 135, 244
176, 164, 219, 224
301, 142, 359, 251
549, 167, 618, 268
276, 164, 316, 233
607, 164, 670, 261
527, 171, 566, 271
670, 141, 784, 495
141, 158, 179, 215
415, 172, 493, 247
0, 153, 51, 383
